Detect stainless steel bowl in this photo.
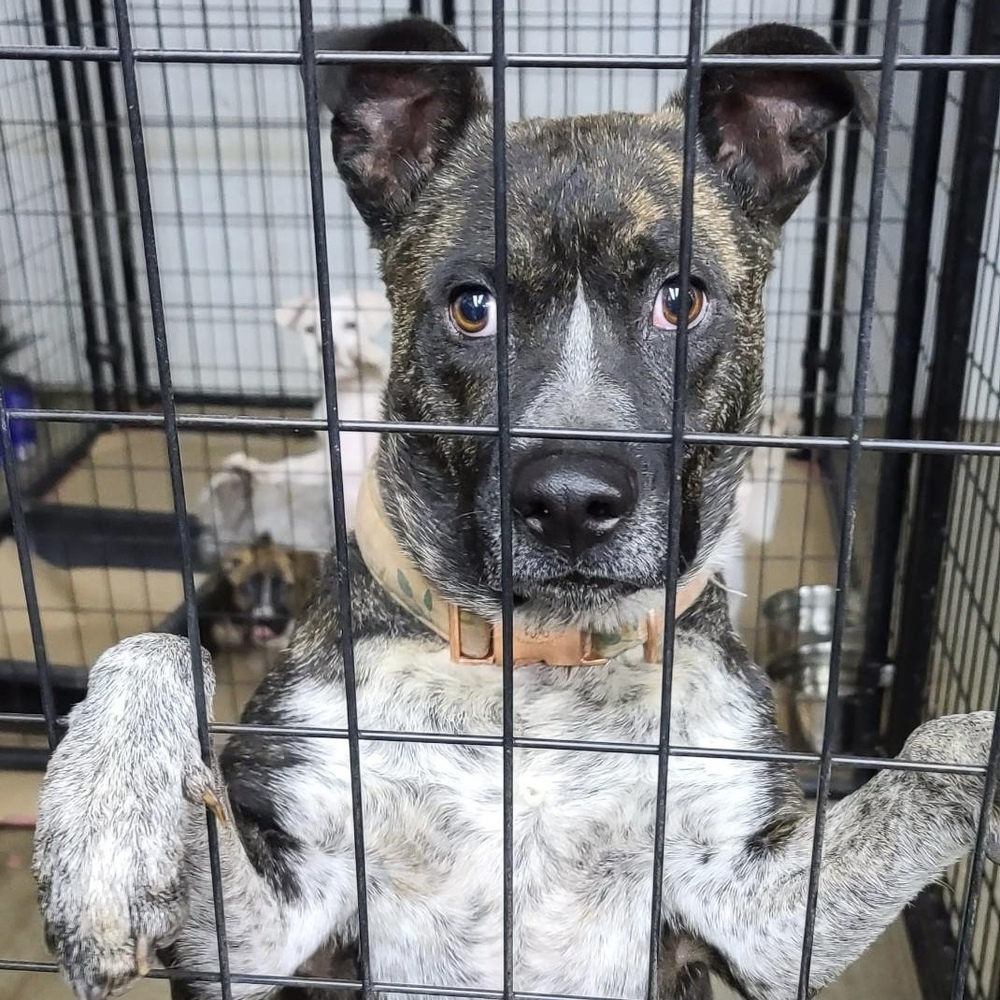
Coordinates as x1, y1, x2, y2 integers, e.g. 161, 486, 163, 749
766, 641, 892, 755
760, 584, 865, 662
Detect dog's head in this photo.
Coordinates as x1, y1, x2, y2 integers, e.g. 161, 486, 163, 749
311, 18, 863, 627
219, 533, 314, 647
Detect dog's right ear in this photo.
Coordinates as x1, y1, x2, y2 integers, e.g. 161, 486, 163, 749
305, 18, 487, 238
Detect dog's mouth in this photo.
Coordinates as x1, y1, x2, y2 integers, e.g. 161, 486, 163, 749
250, 623, 278, 643
478, 519, 670, 611
507, 571, 641, 610
533, 572, 636, 591
243, 617, 292, 647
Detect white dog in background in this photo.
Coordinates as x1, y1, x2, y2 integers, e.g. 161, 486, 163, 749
195, 289, 391, 561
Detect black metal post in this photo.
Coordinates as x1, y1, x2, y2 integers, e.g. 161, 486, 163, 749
888, 0, 1000, 757
62, 0, 131, 412
906, 886, 961, 1000
441, 0, 456, 30
38, 0, 109, 411
817, 0, 872, 443
795, 0, 905, 989
854, 0, 958, 763
88, 0, 152, 405
797, 0, 849, 453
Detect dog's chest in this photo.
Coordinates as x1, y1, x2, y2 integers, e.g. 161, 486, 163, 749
284, 637, 764, 998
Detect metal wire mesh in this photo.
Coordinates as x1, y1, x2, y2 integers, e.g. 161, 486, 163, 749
915, 22, 1000, 994
0, 19, 101, 526
0, 0, 1000, 998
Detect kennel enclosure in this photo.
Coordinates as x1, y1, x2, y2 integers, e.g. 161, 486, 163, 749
1, 0, 1000, 998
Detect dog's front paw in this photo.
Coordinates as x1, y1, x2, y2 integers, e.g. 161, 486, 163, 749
32, 635, 221, 1000
901, 711, 1000, 857
902, 711, 996, 771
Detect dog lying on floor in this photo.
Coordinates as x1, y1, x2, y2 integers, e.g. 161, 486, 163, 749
32, 16, 1000, 1000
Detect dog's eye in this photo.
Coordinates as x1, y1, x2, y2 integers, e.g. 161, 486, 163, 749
652, 278, 708, 331
448, 287, 496, 337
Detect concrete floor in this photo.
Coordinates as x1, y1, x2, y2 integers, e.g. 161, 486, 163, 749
0, 435, 923, 1000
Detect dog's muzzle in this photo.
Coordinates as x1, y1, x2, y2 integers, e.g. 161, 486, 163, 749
354, 461, 711, 667
510, 448, 638, 558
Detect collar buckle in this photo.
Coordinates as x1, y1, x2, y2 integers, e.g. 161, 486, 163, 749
448, 605, 608, 667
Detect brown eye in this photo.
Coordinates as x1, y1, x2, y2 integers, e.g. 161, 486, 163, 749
652, 278, 708, 331
448, 287, 496, 337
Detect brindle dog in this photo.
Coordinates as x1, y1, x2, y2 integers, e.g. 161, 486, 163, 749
32, 16, 1000, 1000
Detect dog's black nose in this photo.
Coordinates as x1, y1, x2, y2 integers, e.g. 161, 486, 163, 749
511, 453, 637, 556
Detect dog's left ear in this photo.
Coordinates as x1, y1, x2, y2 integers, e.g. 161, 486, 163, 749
304, 17, 488, 238
219, 550, 244, 577
696, 23, 871, 226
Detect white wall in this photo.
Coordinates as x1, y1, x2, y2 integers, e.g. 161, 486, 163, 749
2, 0, 851, 410
120, 0, 835, 402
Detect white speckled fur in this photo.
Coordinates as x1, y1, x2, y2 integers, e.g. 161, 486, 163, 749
33, 627, 1000, 1000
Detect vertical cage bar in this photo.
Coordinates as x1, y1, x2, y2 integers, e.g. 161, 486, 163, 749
38, 0, 108, 410
816, 0, 872, 443
797, 0, 849, 452
109, 1, 234, 995
488, 0, 516, 996
0, 389, 57, 748
298, 6, 373, 998
933, 0, 1000, 992
795, 1, 904, 995
63, 0, 130, 411
88, 0, 151, 404
646, 2, 702, 995
888, 0, 1000, 758
857, 0, 958, 762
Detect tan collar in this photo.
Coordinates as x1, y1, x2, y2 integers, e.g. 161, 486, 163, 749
354, 463, 710, 668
